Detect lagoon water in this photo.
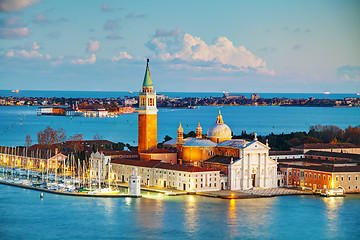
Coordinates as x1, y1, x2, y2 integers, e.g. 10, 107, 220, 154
1, 184, 360, 240
1, 92, 360, 239
0, 105, 359, 147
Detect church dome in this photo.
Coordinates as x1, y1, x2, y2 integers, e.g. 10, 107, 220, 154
207, 111, 232, 142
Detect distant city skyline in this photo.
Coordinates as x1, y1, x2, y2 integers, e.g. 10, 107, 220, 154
0, 0, 359, 93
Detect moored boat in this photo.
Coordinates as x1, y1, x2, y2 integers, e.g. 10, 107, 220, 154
319, 188, 345, 197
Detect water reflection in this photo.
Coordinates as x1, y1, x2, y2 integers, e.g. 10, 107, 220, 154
322, 197, 344, 234
226, 198, 276, 238
134, 192, 165, 231
184, 195, 198, 233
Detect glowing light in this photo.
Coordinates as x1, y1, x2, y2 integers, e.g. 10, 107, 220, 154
231, 192, 235, 198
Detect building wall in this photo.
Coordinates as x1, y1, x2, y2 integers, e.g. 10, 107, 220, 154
139, 152, 177, 163
280, 167, 360, 193
182, 146, 216, 164
111, 163, 221, 192
138, 114, 157, 153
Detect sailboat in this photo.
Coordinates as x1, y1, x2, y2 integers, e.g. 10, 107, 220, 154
89, 159, 119, 195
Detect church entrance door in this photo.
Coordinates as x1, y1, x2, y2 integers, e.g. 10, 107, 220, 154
122, 175, 124, 182
252, 174, 256, 188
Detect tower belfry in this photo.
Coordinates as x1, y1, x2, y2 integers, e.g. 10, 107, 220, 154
138, 59, 158, 153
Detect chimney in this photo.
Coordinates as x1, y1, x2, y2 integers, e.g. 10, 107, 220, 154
55, 148, 58, 155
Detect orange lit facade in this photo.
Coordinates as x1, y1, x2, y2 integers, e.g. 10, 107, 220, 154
279, 164, 360, 193
138, 59, 158, 154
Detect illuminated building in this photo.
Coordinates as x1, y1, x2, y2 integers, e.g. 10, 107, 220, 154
164, 112, 278, 190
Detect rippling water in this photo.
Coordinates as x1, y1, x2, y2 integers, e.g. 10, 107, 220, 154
0, 185, 359, 240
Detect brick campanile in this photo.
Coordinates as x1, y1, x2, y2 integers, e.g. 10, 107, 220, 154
138, 59, 158, 153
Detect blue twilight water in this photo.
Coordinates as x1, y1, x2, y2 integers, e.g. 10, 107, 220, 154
0, 184, 359, 240
1, 89, 359, 99
0, 105, 359, 147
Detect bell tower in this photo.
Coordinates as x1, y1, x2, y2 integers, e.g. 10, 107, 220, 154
138, 59, 158, 153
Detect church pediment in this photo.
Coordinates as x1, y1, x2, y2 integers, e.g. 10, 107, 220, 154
244, 140, 270, 150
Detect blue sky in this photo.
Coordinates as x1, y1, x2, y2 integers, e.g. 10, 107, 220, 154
0, 0, 359, 93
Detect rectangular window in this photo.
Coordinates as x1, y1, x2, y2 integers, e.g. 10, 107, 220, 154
349, 176, 351, 181
305, 173, 307, 178
341, 176, 344, 181
310, 173, 312, 178
336, 176, 338, 181
324, 175, 325, 180
356, 176, 358, 181
314, 174, 316, 179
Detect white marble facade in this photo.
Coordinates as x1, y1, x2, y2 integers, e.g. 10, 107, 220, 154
227, 141, 278, 190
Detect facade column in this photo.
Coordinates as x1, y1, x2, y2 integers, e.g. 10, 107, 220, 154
248, 153, 252, 188
241, 152, 246, 190
264, 154, 268, 187
258, 153, 263, 188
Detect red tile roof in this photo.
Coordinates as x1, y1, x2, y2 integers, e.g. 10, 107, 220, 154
279, 163, 360, 173
140, 148, 176, 154
111, 158, 217, 172
293, 143, 359, 150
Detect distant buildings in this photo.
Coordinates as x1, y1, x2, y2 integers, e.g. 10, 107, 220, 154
271, 144, 360, 193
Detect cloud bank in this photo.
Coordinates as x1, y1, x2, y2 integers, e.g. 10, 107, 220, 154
0, 0, 39, 12
71, 54, 96, 64
111, 51, 133, 61
146, 29, 273, 74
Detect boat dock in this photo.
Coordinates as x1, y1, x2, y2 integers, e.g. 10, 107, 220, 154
0, 181, 141, 198
196, 187, 313, 199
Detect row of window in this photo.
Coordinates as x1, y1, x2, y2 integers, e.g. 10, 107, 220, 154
335, 175, 358, 182
289, 170, 359, 182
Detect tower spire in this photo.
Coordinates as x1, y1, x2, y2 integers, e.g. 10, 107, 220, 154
142, 58, 153, 87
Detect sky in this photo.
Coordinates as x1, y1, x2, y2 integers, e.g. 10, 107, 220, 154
0, 0, 359, 93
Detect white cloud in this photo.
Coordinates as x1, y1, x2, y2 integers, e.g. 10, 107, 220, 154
6, 50, 14, 56
338, 66, 360, 82
71, 54, 96, 64
32, 41, 39, 50
18, 49, 42, 58
0, 27, 31, 39
146, 31, 273, 74
86, 40, 100, 53
0, 0, 39, 12
111, 51, 133, 61
4, 41, 43, 58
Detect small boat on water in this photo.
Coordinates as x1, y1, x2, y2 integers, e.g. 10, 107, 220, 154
88, 187, 120, 195
323, 91, 330, 95
319, 188, 345, 197
11, 90, 19, 93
